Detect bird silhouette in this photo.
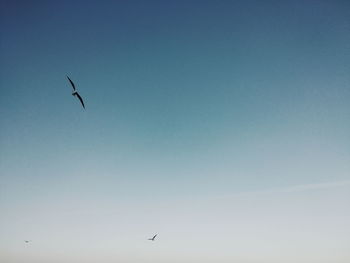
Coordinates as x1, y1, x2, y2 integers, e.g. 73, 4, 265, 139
148, 234, 157, 241
24, 240, 30, 243
67, 76, 85, 109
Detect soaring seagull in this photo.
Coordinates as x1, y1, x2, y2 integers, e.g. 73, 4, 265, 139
67, 76, 85, 109
148, 234, 157, 241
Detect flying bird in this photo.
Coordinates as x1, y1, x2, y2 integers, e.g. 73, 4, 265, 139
24, 240, 30, 243
67, 76, 85, 109
148, 234, 157, 241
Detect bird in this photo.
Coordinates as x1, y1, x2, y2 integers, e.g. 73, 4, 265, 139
67, 76, 85, 109
24, 240, 30, 243
148, 234, 157, 241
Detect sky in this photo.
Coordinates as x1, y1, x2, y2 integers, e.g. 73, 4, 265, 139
0, 0, 349, 262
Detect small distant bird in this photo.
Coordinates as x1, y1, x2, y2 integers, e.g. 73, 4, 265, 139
67, 76, 85, 109
24, 240, 30, 243
148, 234, 157, 241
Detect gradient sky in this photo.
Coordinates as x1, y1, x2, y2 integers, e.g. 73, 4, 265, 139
1, 0, 350, 262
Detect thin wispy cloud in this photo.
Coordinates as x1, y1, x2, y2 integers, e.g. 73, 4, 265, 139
214, 180, 350, 200
282, 180, 350, 193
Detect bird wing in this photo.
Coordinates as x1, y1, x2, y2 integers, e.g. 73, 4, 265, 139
67, 76, 76, 90
76, 92, 85, 109
153, 234, 157, 239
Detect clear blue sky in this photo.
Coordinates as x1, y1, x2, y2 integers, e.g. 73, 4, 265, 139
1, 1, 349, 262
